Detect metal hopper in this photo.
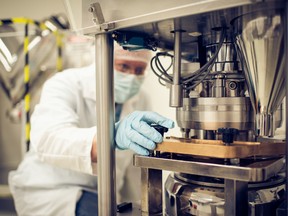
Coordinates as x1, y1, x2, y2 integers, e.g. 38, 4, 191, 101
233, 8, 286, 137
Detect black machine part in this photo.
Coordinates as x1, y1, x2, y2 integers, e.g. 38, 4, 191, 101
117, 202, 133, 213
150, 123, 169, 136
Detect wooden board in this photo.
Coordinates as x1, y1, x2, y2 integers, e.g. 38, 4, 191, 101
155, 137, 286, 158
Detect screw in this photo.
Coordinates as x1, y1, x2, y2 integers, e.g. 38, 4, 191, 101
88, 6, 94, 13
229, 81, 237, 90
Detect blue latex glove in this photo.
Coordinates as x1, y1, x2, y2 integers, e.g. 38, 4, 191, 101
115, 111, 174, 155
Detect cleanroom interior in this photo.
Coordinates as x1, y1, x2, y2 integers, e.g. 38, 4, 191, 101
0, 0, 287, 216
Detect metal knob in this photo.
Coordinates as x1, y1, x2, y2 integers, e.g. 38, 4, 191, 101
217, 128, 239, 145
150, 123, 169, 136
149, 124, 169, 157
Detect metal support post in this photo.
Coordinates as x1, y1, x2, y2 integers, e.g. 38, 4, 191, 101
224, 179, 248, 216
170, 18, 183, 107
95, 34, 116, 216
141, 168, 163, 215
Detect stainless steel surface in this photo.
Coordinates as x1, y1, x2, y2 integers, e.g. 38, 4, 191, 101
169, 21, 183, 107
225, 179, 248, 216
172, 22, 181, 85
169, 85, 183, 108
233, 7, 286, 137
82, 0, 258, 35
165, 174, 225, 216
141, 168, 162, 215
176, 97, 254, 130
88, 2, 105, 25
95, 34, 116, 216
197, 74, 246, 98
203, 32, 241, 73
275, 103, 283, 129
81, 0, 285, 60
175, 172, 286, 189
165, 173, 285, 216
172, 21, 182, 107
212, 74, 226, 97
134, 155, 285, 182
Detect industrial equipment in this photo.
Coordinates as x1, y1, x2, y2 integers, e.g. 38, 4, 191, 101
80, 0, 287, 215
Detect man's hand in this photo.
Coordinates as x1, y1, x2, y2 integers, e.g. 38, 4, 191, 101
115, 111, 174, 155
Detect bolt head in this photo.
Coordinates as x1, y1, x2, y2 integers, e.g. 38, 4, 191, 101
88, 7, 94, 12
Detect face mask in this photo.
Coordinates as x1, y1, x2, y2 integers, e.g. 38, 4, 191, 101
114, 70, 145, 104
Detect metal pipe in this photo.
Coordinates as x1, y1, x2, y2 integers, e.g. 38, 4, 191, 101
169, 19, 183, 107
95, 34, 116, 216
141, 168, 163, 215
173, 30, 181, 84
224, 179, 248, 216
212, 74, 226, 97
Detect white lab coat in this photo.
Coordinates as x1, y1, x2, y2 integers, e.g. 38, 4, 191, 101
8, 64, 151, 216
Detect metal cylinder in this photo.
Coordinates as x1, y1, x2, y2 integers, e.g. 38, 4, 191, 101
170, 20, 183, 107
169, 84, 183, 107
202, 31, 240, 73
176, 97, 255, 131
173, 30, 181, 85
95, 34, 116, 216
257, 113, 275, 137
212, 74, 226, 97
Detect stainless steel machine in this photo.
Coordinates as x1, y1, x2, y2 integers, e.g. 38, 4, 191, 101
80, 0, 288, 215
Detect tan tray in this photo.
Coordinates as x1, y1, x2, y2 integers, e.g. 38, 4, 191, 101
155, 137, 286, 158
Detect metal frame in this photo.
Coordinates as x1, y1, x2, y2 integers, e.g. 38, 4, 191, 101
134, 155, 285, 182
134, 155, 285, 215
82, 0, 257, 35
95, 34, 116, 216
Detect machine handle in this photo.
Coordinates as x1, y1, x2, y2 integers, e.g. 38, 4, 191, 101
217, 128, 239, 145
150, 123, 169, 136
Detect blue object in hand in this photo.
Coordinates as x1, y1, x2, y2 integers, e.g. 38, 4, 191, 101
115, 111, 174, 155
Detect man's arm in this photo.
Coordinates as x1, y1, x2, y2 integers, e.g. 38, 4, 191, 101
91, 135, 97, 162
31, 70, 96, 174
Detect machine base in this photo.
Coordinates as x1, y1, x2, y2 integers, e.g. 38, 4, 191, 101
165, 173, 285, 216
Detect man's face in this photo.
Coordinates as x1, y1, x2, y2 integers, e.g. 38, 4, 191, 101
114, 59, 147, 76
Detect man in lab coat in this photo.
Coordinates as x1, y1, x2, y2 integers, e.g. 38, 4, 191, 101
8, 44, 174, 216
